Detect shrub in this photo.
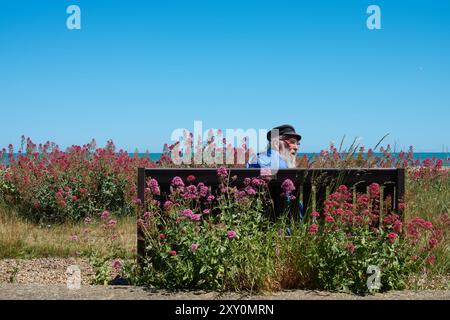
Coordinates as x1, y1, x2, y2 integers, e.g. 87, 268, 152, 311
133, 168, 277, 291
0, 137, 155, 223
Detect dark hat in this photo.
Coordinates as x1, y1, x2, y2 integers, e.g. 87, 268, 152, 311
267, 124, 302, 141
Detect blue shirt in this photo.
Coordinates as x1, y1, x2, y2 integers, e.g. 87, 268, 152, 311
246, 149, 289, 169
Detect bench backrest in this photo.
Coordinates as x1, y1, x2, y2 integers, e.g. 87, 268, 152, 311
137, 168, 405, 261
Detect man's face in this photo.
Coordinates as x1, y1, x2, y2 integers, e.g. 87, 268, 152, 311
281, 136, 300, 155
278, 136, 300, 168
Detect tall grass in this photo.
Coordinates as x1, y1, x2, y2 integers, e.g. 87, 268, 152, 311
405, 168, 450, 275
0, 203, 135, 259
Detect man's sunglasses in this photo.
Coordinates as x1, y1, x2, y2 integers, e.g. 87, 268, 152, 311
282, 138, 301, 147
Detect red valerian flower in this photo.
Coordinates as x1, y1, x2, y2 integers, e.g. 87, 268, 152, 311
308, 224, 319, 234
169, 250, 177, 256
197, 183, 209, 197
387, 232, 398, 243
190, 243, 199, 251
245, 186, 257, 195
159, 233, 166, 240
187, 175, 196, 183
171, 176, 185, 189
428, 238, 439, 249
147, 178, 160, 195
107, 219, 117, 227
163, 201, 174, 210
281, 179, 296, 193
101, 210, 110, 220
251, 177, 264, 187
217, 167, 228, 178
345, 242, 356, 254
112, 259, 122, 270
227, 230, 237, 239
325, 215, 335, 223
426, 255, 436, 266
181, 209, 193, 218
311, 211, 320, 218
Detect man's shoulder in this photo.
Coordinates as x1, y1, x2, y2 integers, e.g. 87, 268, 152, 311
247, 151, 271, 168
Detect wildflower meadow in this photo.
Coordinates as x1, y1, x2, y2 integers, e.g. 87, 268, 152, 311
0, 137, 449, 294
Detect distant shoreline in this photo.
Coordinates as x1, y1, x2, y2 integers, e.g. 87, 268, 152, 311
2, 152, 449, 163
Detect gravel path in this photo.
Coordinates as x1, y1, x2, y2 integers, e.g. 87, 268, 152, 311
0, 284, 449, 300
0, 258, 94, 285
1, 258, 449, 300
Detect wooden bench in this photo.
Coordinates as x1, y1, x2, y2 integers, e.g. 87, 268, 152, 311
137, 168, 405, 262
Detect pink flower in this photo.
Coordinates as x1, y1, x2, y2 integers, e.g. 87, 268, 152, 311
163, 201, 174, 210
187, 175, 196, 183
147, 178, 160, 195
190, 243, 199, 251
227, 230, 237, 239
217, 167, 228, 178
387, 232, 398, 243
203, 209, 210, 215
251, 177, 264, 187
191, 214, 201, 221
171, 176, 185, 188
107, 219, 117, 227
181, 209, 193, 218
281, 179, 295, 193
159, 233, 166, 240
308, 224, 319, 234
169, 250, 177, 256
245, 186, 257, 195
101, 210, 110, 220
70, 235, 78, 242
311, 211, 320, 218
84, 217, 92, 225
207, 195, 215, 203
426, 255, 436, 266
198, 183, 209, 197
325, 215, 335, 223
182, 185, 198, 199
428, 238, 439, 249
345, 242, 356, 254
112, 259, 122, 270
143, 212, 151, 220
392, 220, 403, 233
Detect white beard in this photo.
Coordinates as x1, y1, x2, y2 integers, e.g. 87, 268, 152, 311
279, 146, 297, 168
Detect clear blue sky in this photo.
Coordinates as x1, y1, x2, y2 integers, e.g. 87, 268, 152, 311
1, 0, 449, 153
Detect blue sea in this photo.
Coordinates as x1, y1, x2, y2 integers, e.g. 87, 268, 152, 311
2, 152, 449, 165
138, 152, 449, 164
